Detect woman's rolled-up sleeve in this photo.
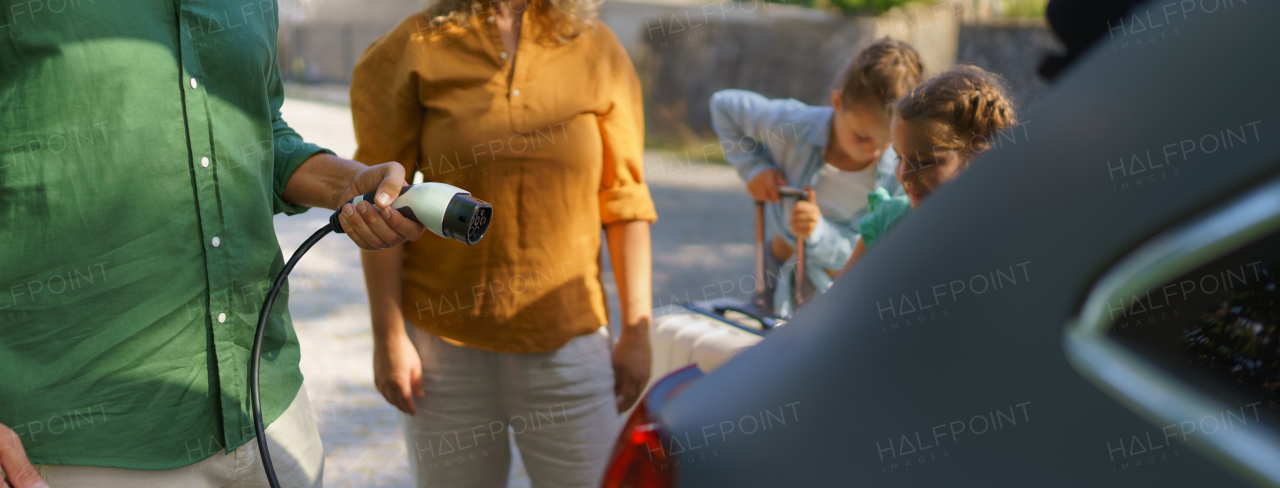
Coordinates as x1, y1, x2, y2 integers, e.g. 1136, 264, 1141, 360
351, 20, 424, 176
596, 29, 658, 225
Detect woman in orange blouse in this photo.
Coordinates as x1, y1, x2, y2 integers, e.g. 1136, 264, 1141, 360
348, 0, 656, 485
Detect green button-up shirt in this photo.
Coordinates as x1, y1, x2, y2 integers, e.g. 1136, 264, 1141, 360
0, 0, 330, 469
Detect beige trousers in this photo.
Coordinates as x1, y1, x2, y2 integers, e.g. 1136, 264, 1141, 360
404, 325, 621, 488
34, 384, 324, 488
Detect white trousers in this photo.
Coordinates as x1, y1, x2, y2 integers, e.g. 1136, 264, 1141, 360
35, 384, 324, 488
404, 325, 620, 488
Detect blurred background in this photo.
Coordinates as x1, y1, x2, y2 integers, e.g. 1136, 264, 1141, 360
275, 0, 1058, 149
273, 1, 1062, 486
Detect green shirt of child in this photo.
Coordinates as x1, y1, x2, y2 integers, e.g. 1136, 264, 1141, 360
858, 187, 914, 251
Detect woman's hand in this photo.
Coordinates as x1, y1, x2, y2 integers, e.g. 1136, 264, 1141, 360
612, 328, 651, 413
790, 186, 821, 238
605, 220, 653, 413
746, 169, 786, 203
373, 327, 425, 415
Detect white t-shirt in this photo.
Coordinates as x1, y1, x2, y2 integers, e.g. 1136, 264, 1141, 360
813, 161, 879, 224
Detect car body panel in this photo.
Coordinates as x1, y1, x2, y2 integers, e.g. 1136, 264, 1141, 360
658, 1, 1280, 486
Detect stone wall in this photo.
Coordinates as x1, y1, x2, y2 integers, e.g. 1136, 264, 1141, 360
276, 0, 827, 84
278, 20, 403, 83
274, 0, 424, 83
639, 3, 968, 141
274, 0, 1061, 141
640, 10, 1060, 140
642, 17, 876, 141
955, 18, 1060, 114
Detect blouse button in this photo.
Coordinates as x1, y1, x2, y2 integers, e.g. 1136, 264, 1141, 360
499, 52, 508, 60
217, 312, 226, 323
512, 89, 520, 97
487, 15, 495, 23
190, 77, 198, 89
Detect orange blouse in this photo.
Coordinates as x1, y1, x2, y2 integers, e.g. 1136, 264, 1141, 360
350, 7, 657, 353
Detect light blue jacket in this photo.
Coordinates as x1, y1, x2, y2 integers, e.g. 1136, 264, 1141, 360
709, 89, 903, 315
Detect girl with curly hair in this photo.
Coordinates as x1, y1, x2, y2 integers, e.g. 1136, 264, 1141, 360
846, 65, 1018, 270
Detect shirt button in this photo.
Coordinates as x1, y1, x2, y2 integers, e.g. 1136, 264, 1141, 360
217, 312, 226, 323
212, 236, 221, 247
201, 156, 210, 168
512, 89, 520, 97
190, 77, 198, 89
487, 15, 494, 23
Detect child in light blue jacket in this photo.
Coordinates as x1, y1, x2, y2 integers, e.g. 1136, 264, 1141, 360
710, 38, 923, 317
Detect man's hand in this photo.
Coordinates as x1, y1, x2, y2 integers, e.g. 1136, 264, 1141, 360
790, 186, 821, 239
612, 328, 651, 413
746, 169, 786, 203
373, 328, 425, 415
1, 423, 48, 488
282, 154, 427, 250
333, 161, 426, 250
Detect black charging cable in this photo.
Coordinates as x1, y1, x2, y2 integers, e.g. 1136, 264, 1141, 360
246, 183, 493, 488
249, 222, 332, 488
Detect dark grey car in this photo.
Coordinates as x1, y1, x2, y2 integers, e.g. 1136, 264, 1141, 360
603, 0, 1280, 486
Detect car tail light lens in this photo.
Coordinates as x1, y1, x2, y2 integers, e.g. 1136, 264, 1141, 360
601, 400, 675, 488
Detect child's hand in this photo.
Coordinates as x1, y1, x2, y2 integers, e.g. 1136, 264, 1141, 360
747, 169, 786, 202
791, 186, 821, 239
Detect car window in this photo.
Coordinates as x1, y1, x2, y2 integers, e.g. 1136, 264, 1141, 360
1107, 230, 1280, 430
1065, 177, 1280, 485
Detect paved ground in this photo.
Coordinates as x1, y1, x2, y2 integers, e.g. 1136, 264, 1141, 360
276, 96, 758, 487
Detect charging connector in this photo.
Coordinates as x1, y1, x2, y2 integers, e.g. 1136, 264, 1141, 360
330, 183, 492, 245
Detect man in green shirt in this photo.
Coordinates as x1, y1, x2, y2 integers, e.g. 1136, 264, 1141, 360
0, 1, 425, 486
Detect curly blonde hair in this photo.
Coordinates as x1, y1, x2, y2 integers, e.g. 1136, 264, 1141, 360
424, 0, 600, 44
896, 65, 1017, 158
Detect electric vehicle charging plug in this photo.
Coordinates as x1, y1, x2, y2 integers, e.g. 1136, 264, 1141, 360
330, 182, 492, 245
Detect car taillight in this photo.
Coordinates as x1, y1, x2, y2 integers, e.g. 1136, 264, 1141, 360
601, 400, 675, 488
